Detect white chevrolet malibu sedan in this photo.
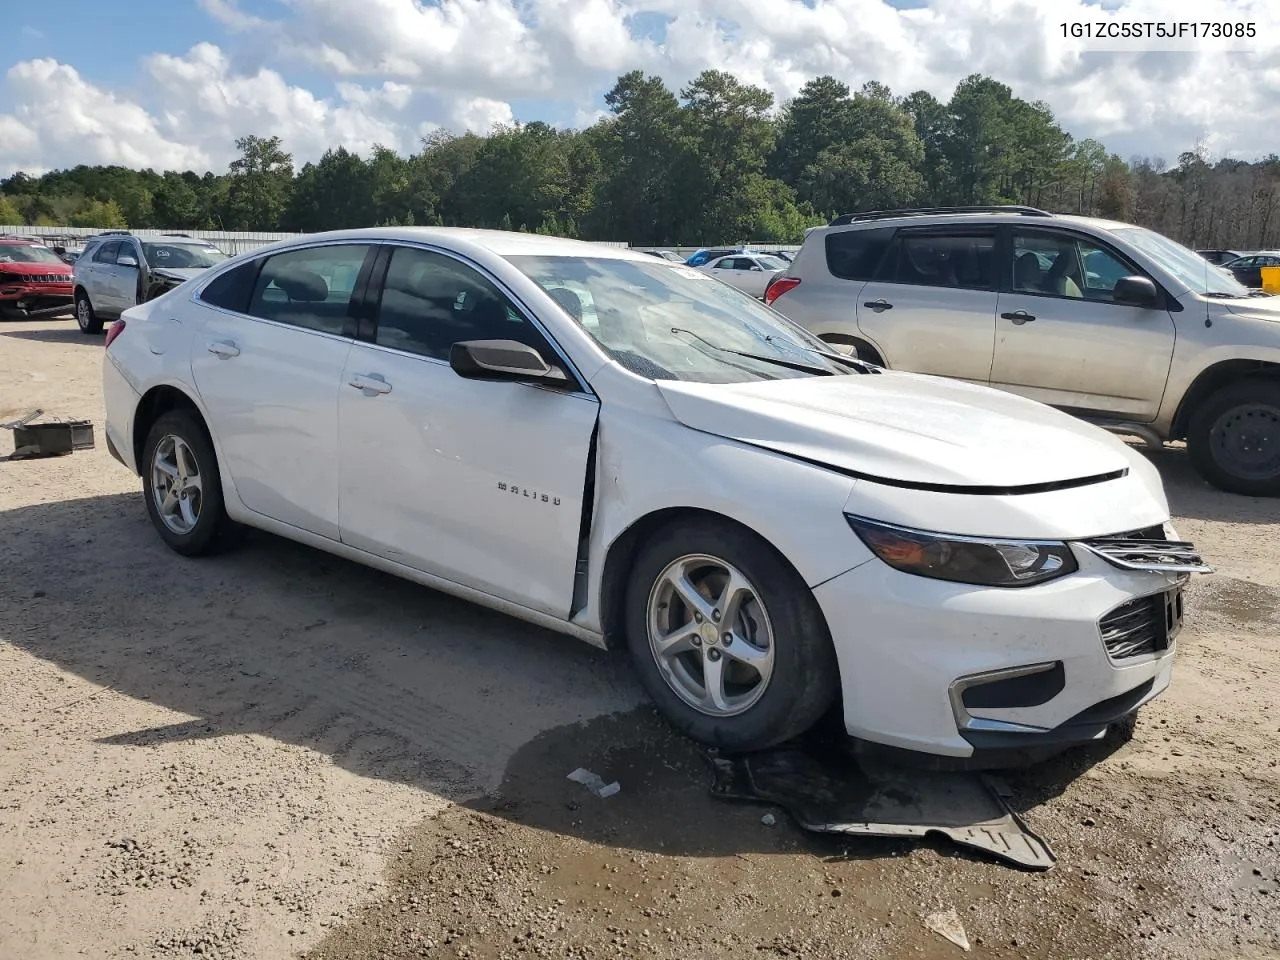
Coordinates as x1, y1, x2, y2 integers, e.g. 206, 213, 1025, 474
102, 229, 1209, 764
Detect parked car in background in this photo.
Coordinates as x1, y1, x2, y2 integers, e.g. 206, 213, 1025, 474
74, 232, 228, 334
767, 205, 1280, 496
1196, 249, 1245, 266
1221, 251, 1280, 289
700, 253, 789, 298
102, 226, 1207, 764
644, 250, 685, 262
685, 247, 743, 267
0, 236, 74, 319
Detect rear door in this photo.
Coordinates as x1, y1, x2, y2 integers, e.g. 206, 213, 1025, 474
854, 225, 999, 383
87, 240, 123, 315
190, 242, 376, 540
336, 243, 598, 618
990, 227, 1175, 420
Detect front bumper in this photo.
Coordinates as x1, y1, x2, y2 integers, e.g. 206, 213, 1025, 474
0, 283, 74, 318
814, 543, 1187, 760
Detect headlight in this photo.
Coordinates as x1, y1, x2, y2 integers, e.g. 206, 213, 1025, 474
845, 515, 1078, 587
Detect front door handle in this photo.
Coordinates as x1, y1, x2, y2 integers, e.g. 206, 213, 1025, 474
206, 340, 240, 358
863, 299, 893, 312
348, 374, 392, 396
1001, 310, 1036, 324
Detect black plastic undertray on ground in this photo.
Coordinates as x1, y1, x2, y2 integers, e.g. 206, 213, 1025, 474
709, 738, 1055, 871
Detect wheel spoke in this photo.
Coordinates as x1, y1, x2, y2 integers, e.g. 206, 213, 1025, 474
154, 456, 179, 480
183, 473, 202, 495
160, 489, 179, 516
173, 441, 193, 480
178, 496, 198, 529
669, 569, 715, 622
701, 653, 729, 712
654, 620, 699, 660
714, 571, 752, 627
723, 633, 772, 683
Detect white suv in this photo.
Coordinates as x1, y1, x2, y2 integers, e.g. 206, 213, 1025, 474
73, 232, 228, 334
766, 206, 1280, 497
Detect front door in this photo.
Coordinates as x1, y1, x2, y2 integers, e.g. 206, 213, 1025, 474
990, 228, 1176, 421
854, 225, 998, 383
337, 244, 598, 618
190, 243, 374, 539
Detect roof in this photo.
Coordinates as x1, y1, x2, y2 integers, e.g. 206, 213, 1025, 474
267, 227, 651, 261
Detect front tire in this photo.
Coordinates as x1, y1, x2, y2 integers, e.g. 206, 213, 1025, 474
624, 518, 839, 752
75, 290, 103, 334
141, 410, 241, 556
1187, 378, 1280, 497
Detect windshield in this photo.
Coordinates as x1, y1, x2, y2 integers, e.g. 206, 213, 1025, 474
142, 242, 228, 270
506, 255, 850, 383
1111, 226, 1249, 296
0, 244, 65, 265
755, 255, 788, 270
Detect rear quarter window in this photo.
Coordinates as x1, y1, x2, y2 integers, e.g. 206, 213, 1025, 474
823, 227, 895, 281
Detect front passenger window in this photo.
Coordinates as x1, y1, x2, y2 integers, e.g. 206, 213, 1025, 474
373, 246, 544, 361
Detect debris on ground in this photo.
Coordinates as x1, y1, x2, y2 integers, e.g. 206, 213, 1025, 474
709, 738, 1056, 870
760, 813, 777, 826
566, 767, 620, 798
923, 908, 971, 951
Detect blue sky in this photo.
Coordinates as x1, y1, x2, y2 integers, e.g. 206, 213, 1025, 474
2, 0, 1276, 176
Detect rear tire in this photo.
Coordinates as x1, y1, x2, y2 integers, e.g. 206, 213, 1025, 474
141, 410, 242, 556
1187, 378, 1280, 497
75, 291, 103, 334
624, 518, 839, 752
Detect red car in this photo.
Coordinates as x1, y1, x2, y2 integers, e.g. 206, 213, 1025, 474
0, 236, 75, 320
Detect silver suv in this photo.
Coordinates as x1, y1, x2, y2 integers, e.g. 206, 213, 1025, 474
767, 205, 1280, 497
73, 232, 228, 335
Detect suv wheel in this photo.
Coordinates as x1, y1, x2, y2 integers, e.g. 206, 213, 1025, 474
623, 518, 839, 751
1188, 378, 1280, 497
75, 291, 103, 334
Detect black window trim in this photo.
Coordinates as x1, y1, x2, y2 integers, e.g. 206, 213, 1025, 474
190, 239, 379, 343
358, 241, 594, 398
873, 223, 1000, 292
998, 224, 1181, 311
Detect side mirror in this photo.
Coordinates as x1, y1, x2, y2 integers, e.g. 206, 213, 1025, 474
750, 265, 763, 272
116, 255, 139, 268
450, 339, 568, 383
1113, 275, 1159, 308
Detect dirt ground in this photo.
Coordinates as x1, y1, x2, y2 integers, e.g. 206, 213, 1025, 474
1, 317, 1277, 960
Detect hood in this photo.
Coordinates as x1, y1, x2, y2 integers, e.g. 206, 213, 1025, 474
1221, 294, 1280, 321
657, 372, 1133, 491
0, 260, 72, 277
152, 266, 208, 284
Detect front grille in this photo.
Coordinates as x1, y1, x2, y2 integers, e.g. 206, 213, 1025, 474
1082, 525, 1211, 574
31, 274, 71, 283
1099, 590, 1182, 659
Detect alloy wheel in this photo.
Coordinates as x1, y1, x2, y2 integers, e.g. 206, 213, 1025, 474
150, 434, 204, 535
646, 553, 775, 717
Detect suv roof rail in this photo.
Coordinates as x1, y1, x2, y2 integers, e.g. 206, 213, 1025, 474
162, 232, 192, 238
96, 229, 132, 236
828, 205, 1052, 226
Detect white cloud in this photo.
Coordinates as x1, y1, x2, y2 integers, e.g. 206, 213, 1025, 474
2, 0, 1280, 176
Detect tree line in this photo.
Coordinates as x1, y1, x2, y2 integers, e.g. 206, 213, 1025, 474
2, 70, 1277, 249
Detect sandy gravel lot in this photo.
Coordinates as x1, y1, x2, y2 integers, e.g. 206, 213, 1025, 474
1, 317, 1277, 960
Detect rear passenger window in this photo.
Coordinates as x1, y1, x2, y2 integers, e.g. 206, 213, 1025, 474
246, 245, 371, 335
199, 261, 260, 314
882, 230, 996, 290
824, 227, 893, 281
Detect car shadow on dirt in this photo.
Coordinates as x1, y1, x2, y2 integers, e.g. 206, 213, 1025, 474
0, 490, 1134, 868
0, 324, 88, 344
1138, 444, 1276, 525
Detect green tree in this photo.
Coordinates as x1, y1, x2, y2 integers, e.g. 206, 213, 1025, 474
0, 195, 21, 225
224, 135, 294, 230
69, 199, 127, 228
152, 172, 202, 227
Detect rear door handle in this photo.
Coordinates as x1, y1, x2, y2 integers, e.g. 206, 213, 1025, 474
1001, 310, 1036, 324
206, 340, 240, 358
863, 299, 893, 312
348, 374, 392, 395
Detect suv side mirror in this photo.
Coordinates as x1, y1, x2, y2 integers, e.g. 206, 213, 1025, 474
116, 255, 139, 269
450, 340, 568, 383
1113, 275, 1159, 308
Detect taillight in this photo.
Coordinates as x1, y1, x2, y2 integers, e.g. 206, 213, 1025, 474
104, 319, 126, 348
764, 275, 800, 306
